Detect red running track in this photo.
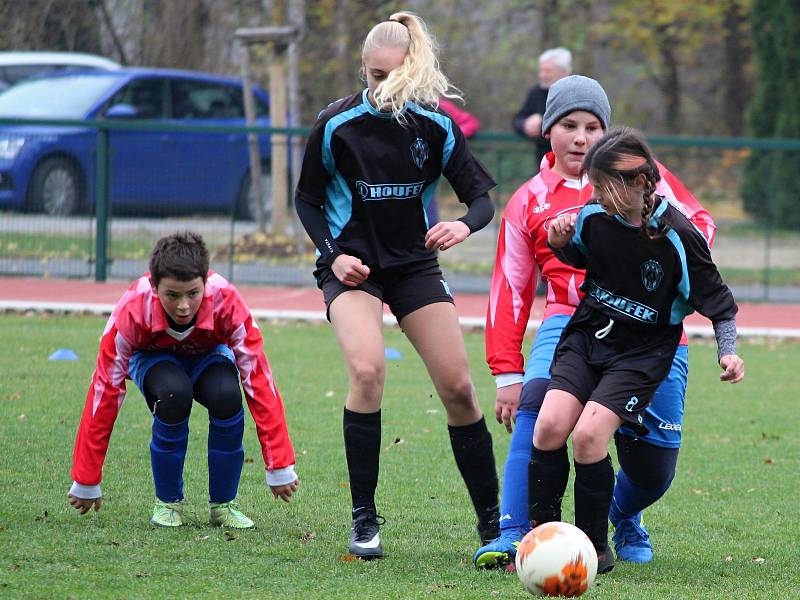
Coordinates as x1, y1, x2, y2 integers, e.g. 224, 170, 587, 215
1, 276, 797, 333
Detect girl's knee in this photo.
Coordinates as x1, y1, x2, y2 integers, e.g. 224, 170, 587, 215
533, 413, 570, 449
572, 425, 608, 461
349, 360, 385, 392
437, 376, 476, 410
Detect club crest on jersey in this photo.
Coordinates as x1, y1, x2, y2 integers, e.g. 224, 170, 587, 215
410, 137, 429, 169
640, 260, 664, 292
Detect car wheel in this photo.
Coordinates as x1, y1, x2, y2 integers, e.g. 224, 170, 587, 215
236, 165, 273, 222
28, 157, 84, 216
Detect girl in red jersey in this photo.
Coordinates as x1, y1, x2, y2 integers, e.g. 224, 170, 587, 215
68, 231, 298, 527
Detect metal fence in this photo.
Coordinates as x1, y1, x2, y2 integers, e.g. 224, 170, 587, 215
1, 118, 798, 302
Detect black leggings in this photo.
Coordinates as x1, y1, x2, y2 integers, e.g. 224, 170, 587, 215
614, 433, 678, 490
142, 360, 243, 423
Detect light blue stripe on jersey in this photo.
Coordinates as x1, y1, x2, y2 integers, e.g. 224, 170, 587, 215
320, 92, 371, 238
324, 173, 354, 238
407, 102, 455, 168
421, 177, 441, 229
571, 203, 604, 256
666, 228, 692, 324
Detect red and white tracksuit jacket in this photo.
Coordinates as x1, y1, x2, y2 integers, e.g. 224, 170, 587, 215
70, 271, 296, 497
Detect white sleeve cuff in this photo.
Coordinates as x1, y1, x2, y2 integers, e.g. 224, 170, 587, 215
495, 373, 524, 388
70, 481, 102, 499
266, 465, 298, 487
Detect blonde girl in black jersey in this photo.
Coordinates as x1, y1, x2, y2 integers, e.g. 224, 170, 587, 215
295, 12, 499, 559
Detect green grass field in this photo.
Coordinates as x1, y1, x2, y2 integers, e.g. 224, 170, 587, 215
0, 314, 797, 599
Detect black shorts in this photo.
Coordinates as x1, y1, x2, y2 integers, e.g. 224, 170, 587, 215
315, 258, 454, 322
547, 310, 682, 435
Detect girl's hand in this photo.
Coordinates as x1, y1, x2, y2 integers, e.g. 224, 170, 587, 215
719, 354, 745, 383
495, 383, 522, 434
270, 479, 300, 503
547, 213, 578, 248
332, 254, 370, 287
68, 493, 102, 514
425, 220, 471, 251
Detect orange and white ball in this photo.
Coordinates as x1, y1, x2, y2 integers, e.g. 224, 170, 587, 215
515, 521, 598, 597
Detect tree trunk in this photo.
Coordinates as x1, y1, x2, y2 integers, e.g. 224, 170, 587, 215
722, 1, 750, 136
656, 24, 682, 132
540, 0, 562, 50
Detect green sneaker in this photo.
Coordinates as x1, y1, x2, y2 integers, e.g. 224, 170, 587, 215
209, 501, 255, 529
150, 499, 184, 528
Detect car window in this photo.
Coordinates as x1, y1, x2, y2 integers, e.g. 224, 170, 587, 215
0, 73, 118, 118
171, 79, 245, 119
107, 78, 166, 119
4, 65, 61, 85
255, 93, 268, 118
0, 64, 111, 88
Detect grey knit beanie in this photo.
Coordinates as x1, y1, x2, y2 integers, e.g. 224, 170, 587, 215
542, 75, 611, 135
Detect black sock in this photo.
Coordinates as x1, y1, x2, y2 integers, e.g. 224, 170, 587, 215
574, 455, 614, 553
529, 445, 569, 528
448, 417, 500, 533
343, 407, 381, 515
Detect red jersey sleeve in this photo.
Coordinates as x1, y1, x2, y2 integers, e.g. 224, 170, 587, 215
656, 162, 716, 246
486, 182, 538, 376
71, 313, 134, 487
439, 99, 481, 138
218, 284, 296, 473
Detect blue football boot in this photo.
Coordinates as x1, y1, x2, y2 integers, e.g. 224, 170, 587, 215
473, 530, 523, 569
611, 511, 654, 563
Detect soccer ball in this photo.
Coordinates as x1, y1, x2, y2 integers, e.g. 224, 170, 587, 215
515, 521, 598, 597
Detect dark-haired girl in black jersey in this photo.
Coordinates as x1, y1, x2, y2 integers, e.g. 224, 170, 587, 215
534, 127, 745, 573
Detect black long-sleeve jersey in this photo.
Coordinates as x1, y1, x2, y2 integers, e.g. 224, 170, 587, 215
553, 198, 738, 332
294, 89, 496, 269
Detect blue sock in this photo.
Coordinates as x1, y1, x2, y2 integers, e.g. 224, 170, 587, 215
498, 409, 537, 538
208, 409, 245, 503
150, 415, 189, 502
610, 468, 673, 524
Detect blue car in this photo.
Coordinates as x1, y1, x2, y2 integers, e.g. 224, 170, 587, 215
0, 67, 271, 218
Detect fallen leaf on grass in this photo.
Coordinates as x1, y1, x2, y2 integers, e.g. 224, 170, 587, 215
724, 555, 733, 561
325, 391, 335, 398
753, 557, 765, 565
426, 583, 456, 593
300, 531, 317, 542
195, 535, 210, 541
6, 392, 21, 401
384, 437, 404, 451
763, 458, 774, 464
17, 414, 26, 421
244, 457, 255, 464
691, 488, 709, 496
338, 554, 358, 562
224, 532, 236, 541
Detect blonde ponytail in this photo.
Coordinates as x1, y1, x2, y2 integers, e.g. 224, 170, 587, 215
362, 11, 461, 122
